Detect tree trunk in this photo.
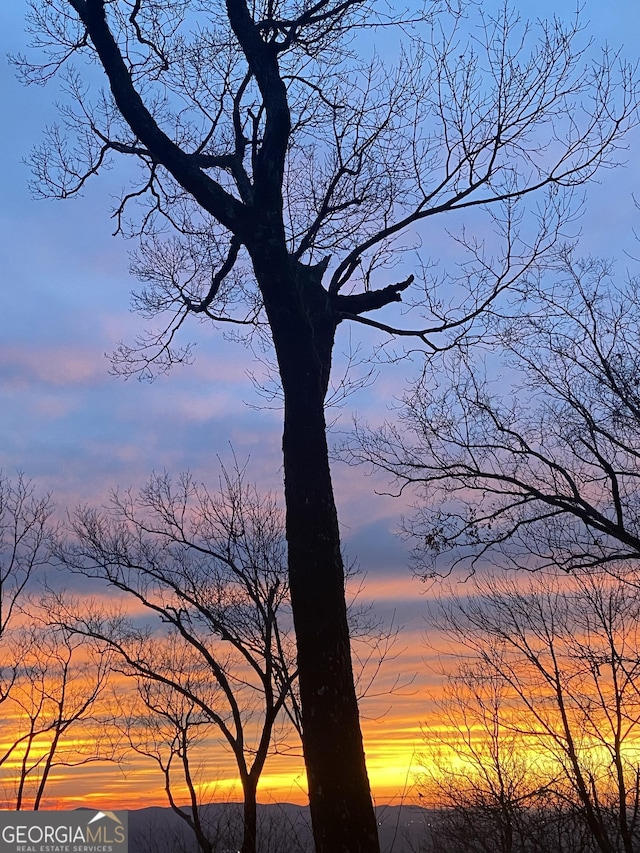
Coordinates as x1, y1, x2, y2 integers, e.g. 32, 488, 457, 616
241, 779, 258, 853
253, 249, 381, 853
282, 387, 380, 853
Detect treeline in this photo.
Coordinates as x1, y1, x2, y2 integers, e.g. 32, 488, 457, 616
5, 478, 640, 853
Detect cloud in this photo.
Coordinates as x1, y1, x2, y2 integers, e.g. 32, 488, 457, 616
0, 344, 105, 389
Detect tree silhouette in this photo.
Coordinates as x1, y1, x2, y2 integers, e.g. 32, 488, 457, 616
419, 669, 550, 853
0, 475, 110, 809
54, 465, 400, 852
356, 248, 640, 581
0, 626, 113, 810
429, 571, 640, 853
54, 468, 295, 853
16, 1, 639, 847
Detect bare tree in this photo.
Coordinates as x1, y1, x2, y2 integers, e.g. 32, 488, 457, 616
15, 0, 640, 846
0, 624, 113, 810
118, 639, 239, 853
427, 571, 640, 853
418, 669, 548, 853
54, 466, 296, 853
0, 474, 105, 809
353, 249, 640, 581
120, 654, 313, 853
416, 661, 597, 853
0, 473, 52, 642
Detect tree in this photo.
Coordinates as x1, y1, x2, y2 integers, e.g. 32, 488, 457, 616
55, 465, 399, 852
417, 660, 598, 853
418, 669, 551, 853
0, 473, 52, 644
54, 468, 296, 853
0, 474, 111, 809
429, 571, 640, 853
15, 1, 639, 847
0, 474, 50, 795
354, 248, 640, 581
118, 638, 249, 853
0, 624, 113, 810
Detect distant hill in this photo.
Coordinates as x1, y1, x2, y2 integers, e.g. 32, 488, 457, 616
128, 802, 432, 853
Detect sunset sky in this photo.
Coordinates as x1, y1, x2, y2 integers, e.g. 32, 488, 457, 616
1, 0, 640, 812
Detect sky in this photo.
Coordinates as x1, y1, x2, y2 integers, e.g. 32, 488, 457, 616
1, 0, 640, 812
